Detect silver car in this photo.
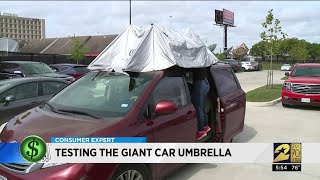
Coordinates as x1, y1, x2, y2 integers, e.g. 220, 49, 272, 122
281, 64, 292, 71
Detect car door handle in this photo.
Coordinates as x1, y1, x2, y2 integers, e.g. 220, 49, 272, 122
145, 120, 154, 126
187, 111, 196, 119
229, 102, 238, 109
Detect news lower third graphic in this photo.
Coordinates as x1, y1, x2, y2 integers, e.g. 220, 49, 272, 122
272, 143, 302, 172
20, 135, 46, 162
0, 138, 315, 166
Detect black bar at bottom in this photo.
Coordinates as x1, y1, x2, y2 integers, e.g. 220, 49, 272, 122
272, 164, 301, 171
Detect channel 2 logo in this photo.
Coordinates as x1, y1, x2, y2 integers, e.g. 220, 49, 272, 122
272, 143, 302, 172
273, 143, 301, 163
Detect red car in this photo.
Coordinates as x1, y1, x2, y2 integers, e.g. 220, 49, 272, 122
49, 64, 90, 79
282, 63, 320, 107
0, 65, 246, 180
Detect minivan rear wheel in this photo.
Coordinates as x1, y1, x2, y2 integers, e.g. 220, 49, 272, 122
112, 164, 150, 180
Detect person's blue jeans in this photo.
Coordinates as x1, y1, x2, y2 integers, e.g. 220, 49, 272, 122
192, 79, 210, 132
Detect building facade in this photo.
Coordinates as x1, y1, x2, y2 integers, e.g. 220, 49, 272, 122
0, 12, 45, 41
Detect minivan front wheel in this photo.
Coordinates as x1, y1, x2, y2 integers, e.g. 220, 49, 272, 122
112, 164, 150, 180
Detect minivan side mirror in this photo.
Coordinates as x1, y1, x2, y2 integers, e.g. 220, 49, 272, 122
5, 95, 16, 102
3, 95, 15, 106
285, 72, 289, 76
154, 101, 177, 116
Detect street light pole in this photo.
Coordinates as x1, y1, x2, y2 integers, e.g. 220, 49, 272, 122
129, 0, 132, 25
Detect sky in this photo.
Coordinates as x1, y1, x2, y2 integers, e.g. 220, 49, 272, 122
2, 1, 320, 53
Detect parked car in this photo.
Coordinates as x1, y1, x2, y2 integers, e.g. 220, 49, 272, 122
0, 64, 246, 180
241, 61, 254, 71
213, 61, 229, 65
282, 63, 320, 107
0, 77, 69, 124
0, 72, 21, 80
224, 59, 242, 72
281, 64, 292, 71
0, 61, 75, 82
49, 64, 90, 79
250, 61, 262, 71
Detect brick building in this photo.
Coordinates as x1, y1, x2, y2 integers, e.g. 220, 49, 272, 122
0, 12, 45, 41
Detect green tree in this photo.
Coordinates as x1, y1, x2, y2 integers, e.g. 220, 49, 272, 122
289, 41, 308, 63
260, 9, 287, 89
307, 43, 320, 62
69, 35, 88, 64
215, 53, 225, 61
250, 41, 268, 60
279, 38, 300, 61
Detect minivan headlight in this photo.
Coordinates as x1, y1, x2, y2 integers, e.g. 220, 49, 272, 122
283, 82, 292, 90
0, 122, 8, 134
42, 163, 66, 169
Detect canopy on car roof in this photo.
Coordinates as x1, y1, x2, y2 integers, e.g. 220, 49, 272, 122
88, 25, 218, 72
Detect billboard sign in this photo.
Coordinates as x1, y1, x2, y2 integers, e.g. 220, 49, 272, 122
223, 9, 234, 26
215, 10, 223, 24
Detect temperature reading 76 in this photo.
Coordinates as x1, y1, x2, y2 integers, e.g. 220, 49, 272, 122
292, 165, 300, 171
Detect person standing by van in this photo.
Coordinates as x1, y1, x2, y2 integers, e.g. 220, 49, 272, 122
192, 68, 211, 140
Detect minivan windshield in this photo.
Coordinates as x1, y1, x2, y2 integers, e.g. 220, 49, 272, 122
291, 66, 320, 77
46, 71, 153, 118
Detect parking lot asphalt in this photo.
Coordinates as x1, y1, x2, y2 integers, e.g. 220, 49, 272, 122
236, 70, 285, 93
167, 70, 320, 180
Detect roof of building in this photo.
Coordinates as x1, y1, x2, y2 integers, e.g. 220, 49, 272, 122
1, 61, 43, 64
19, 38, 57, 53
49, 63, 87, 67
19, 35, 118, 55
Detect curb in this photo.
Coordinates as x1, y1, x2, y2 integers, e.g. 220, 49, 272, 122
246, 97, 282, 107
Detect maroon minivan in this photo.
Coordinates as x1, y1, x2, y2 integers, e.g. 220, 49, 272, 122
0, 64, 246, 180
